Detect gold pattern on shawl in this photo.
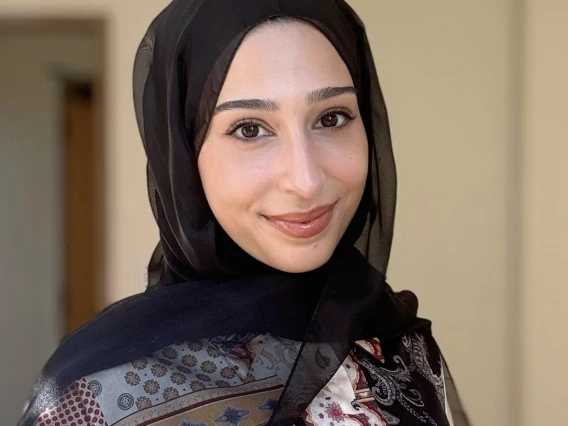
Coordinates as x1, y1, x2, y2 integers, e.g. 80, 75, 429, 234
114, 376, 282, 426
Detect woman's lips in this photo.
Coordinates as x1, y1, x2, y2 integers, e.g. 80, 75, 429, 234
262, 203, 336, 239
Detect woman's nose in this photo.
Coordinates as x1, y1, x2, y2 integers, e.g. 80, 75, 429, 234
277, 130, 325, 200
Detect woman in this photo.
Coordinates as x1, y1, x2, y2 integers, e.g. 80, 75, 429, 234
20, 0, 469, 425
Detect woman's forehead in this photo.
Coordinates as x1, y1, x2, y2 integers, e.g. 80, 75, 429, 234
216, 21, 354, 104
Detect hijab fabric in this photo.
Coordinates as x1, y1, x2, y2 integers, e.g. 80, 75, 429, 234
19, 1, 470, 425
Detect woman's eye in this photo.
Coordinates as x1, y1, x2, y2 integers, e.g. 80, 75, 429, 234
231, 123, 271, 141
228, 111, 353, 141
315, 112, 351, 129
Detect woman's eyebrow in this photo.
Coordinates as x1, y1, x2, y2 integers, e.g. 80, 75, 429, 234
305, 86, 358, 104
213, 99, 279, 115
213, 86, 357, 115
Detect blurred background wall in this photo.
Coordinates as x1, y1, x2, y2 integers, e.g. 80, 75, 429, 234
520, 2, 568, 424
0, 30, 96, 420
349, 2, 514, 425
0, 1, 565, 425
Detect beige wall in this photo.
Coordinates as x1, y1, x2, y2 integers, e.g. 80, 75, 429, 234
0, 0, 566, 424
346, 2, 513, 425
521, 0, 568, 424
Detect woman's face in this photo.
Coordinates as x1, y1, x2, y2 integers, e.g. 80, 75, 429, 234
198, 21, 368, 273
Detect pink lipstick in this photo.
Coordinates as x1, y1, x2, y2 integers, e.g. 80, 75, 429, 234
263, 202, 336, 239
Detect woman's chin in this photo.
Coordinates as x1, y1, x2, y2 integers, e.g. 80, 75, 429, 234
260, 245, 335, 274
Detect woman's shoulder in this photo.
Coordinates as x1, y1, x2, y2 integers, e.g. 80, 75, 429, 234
33, 378, 106, 426
29, 333, 293, 426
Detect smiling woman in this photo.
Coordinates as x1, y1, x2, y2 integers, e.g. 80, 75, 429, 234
20, 2, 468, 426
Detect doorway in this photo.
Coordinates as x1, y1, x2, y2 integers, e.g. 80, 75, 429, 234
63, 79, 101, 336
0, 18, 106, 422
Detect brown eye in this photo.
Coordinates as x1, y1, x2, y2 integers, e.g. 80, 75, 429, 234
227, 121, 271, 142
241, 124, 260, 138
321, 113, 339, 128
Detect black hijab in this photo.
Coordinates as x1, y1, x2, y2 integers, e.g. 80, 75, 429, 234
19, 1, 469, 425
137, 0, 396, 283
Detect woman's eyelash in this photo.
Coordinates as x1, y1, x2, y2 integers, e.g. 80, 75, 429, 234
319, 108, 356, 121
225, 117, 260, 136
